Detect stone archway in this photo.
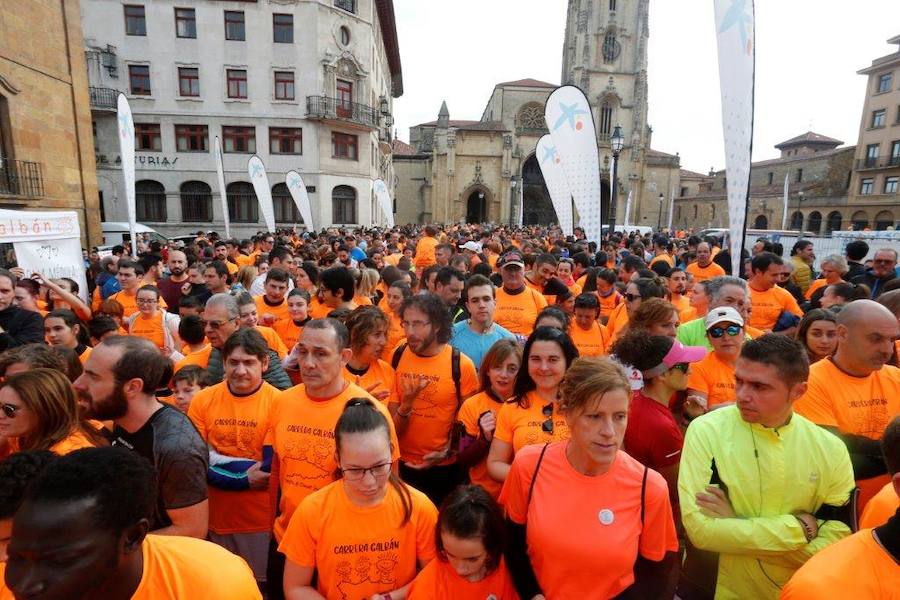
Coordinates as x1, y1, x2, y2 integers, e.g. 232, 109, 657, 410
521, 153, 558, 225
753, 214, 768, 230
465, 188, 488, 224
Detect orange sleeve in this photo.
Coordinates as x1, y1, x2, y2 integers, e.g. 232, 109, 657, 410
535, 289, 549, 310
186, 388, 210, 441
793, 376, 840, 428
457, 396, 482, 437
637, 470, 679, 560
498, 444, 540, 523
493, 403, 515, 444
686, 362, 711, 396
459, 355, 480, 398
413, 492, 439, 563
278, 492, 320, 567
406, 560, 439, 599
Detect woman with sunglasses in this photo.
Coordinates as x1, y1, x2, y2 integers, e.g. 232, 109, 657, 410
486, 327, 579, 484
280, 398, 437, 600
685, 306, 746, 419
0, 368, 104, 455
44, 309, 92, 365
456, 340, 522, 499
609, 277, 666, 342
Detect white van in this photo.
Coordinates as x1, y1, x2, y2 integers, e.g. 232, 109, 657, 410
99, 222, 167, 248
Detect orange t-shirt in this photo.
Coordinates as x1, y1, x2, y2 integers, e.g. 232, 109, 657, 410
780, 528, 900, 600
494, 391, 570, 453
130, 534, 262, 599
685, 261, 725, 283
267, 382, 400, 541
649, 254, 674, 269
686, 351, 734, 408
457, 391, 505, 499
188, 381, 278, 534
48, 427, 98, 455
78, 345, 92, 366
597, 290, 624, 320
254, 325, 288, 358
670, 294, 691, 322
414, 235, 439, 269
568, 321, 610, 357
254, 295, 291, 330
407, 556, 518, 600
382, 307, 405, 362
859, 482, 898, 528
307, 295, 331, 319
748, 285, 802, 331
343, 359, 397, 405
128, 311, 166, 350
494, 287, 548, 336
804, 278, 828, 300
605, 302, 630, 341
110, 289, 167, 318
278, 479, 437, 600
272, 319, 304, 352
500, 442, 678, 599
174, 345, 212, 373
234, 252, 256, 267
391, 345, 479, 464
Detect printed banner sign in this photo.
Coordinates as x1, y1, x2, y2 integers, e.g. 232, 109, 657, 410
248, 156, 276, 232
373, 179, 395, 228
536, 134, 574, 236
116, 94, 137, 256
286, 171, 314, 231
214, 137, 230, 238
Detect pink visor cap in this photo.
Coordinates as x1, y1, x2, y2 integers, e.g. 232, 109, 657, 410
641, 340, 707, 379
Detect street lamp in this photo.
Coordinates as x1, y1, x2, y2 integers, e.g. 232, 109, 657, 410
608, 125, 625, 237
657, 193, 664, 230
509, 177, 518, 226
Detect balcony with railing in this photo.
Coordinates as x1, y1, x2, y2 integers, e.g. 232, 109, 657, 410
89, 86, 118, 111
0, 159, 44, 199
856, 156, 900, 170
306, 96, 380, 129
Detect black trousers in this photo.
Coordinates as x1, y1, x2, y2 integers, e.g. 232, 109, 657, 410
399, 461, 462, 507
266, 537, 286, 600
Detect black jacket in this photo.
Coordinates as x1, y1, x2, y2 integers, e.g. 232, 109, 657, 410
851, 269, 897, 299
0, 305, 44, 351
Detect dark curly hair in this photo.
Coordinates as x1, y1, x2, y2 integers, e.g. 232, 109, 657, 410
399, 293, 453, 345
0, 450, 56, 519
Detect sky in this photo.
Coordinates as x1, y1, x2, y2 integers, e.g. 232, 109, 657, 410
391, 0, 900, 174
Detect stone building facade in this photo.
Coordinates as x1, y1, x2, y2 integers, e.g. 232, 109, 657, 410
0, 0, 101, 245
82, 0, 401, 237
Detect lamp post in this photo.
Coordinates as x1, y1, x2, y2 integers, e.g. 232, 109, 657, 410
657, 193, 664, 230
509, 177, 517, 226
608, 125, 624, 238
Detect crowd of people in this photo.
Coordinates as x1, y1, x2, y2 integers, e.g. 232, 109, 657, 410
0, 222, 897, 599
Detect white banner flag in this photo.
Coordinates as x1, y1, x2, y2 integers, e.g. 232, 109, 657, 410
623, 189, 633, 227
714, 0, 756, 276
214, 137, 230, 238
248, 156, 275, 232
373, 179, 395, 228
781, 173, 790, 229
545, 86, 603, 243
667, 186, 676, 231
286, 171, 314, 232
536, 134, 573, 236
116, 94, 137, 256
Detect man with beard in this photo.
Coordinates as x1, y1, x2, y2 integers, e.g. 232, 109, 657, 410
450, 274, 514, 369
390, 293, 479, 505
157, 250, 189, 313
667, 267, 690, 319
433, 266, 466, 323
0, 270, 44, 351
72, 335, 209, 538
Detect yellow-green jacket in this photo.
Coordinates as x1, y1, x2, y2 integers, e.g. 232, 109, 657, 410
678, 405, 855, 599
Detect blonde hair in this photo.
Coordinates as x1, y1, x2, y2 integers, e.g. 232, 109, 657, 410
357, 268, 380, 297
236, 265, 258, 290
559, 356, 631, 415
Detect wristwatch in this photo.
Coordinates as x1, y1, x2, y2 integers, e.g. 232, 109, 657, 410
795, 515, 815, 542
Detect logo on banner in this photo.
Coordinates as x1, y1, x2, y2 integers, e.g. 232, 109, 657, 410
553, 102, 589, 132
718, 0, 753, 54
541, 145, 560, 165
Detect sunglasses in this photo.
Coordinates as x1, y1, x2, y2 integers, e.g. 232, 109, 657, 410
201, 318, 236, 330
1, 403, 22, 418
624, 293, 642, 302
709, 324, 743, 338
542, 403, 554, 434
671, 362, 690, 373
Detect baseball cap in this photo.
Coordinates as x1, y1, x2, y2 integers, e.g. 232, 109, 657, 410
641, 339, 707, 379
705, 306, 745, 330
460, 241, 481, 252
498, 250, 525, 269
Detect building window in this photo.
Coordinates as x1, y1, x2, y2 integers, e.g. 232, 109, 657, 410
180, 181, 212, 222
336, 80, 353, 117
178, 67, 200, 97
599, 102, 612, 137
891, 140, 900, 166
872, 109, 886, 128
273, 13, 293, 43
224, 11, 245, 41
135, 180, 167, 221
222, 126, 255, 153
886, 176, 899, 194
860, 178, 874, 195
134, 123, 161, 151
128, 65, 151, 95
710, 204, 716, 220
680, 187, 688, 197
227, 182, 258, 223
269, 127, 302, 154
272, 183, 301, 222
766, 172, 773, 185
334, 0, 356, 14
866, 143, 880, 167
124, 5, 146, 36
332, 185, 356, 223
692, 204, 698, 219
226, 69, 248, 99
796, 168, 803, 183
332, 132, 357, 160
609, 0, 616, 9
340, 26, 351, 46
878, 73, 893, 94
602, 30, 620, 63
174, 7, 196, 38
175, 124, 208, 152
274, 71, 295, 100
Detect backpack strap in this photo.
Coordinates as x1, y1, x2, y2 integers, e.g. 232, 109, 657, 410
391, 342, 408, 369
526, 443, 551, 508
451, 347, 461, 406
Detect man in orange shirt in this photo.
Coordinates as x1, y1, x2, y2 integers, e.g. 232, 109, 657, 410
666, 267, 691, 319
108, 259, 147, 318
746, 252, 803, 332
213, 241, 239, 276
493, 250, 548, 338
524, 253, 559, 298
5, 447, 262, 600
255, 268, 292, 331
860, 416, 899, 528
794, 300, 900, 509
414, 225, 439, 272
188, 328, 277, 585
391, 294, 479, 505
686, 242, 726, 283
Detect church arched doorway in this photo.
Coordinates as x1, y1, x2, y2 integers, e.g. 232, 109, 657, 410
465, 189, 488, 223
522, 154, 558, 226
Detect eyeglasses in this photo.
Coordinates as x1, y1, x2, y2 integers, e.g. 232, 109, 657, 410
136, 298, 157, 305
672, 363, 690, 373
541, 403, 554, 434
624, 293, 642, 302
709, 324, 743, 338
340, 461, 393, 481
401, 320, 431, 330
1, 403, 22, 418
201, 318, 236, 330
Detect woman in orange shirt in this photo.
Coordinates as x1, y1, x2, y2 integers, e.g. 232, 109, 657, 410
343, 306, 395, 403
273, 289, 311, 352
685, 306, 745, 417
280, 398, 437, 600
486, 327, 579, 484
382, 281, 411, 360
795, 308, 838, 364
0, 368, 103, 455
681, 279, 711, 323
44, 309, 92, 365
407, 485, 517, 599
457, 340, 522, 499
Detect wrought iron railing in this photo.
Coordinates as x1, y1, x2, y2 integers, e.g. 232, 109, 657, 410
0, 159, 44, 198
89, 86, 118, 109
306, 96, 379, 129
856, 157, 900, 170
